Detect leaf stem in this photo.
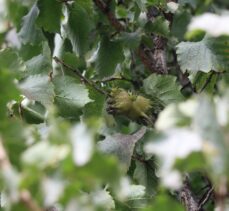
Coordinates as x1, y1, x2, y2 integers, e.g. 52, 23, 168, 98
53, 57, 108, 96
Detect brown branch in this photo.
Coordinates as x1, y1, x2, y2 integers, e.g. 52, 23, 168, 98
93, 0, 167, 74
93, 0, 125, 31
178, 175, 215, 211
53, 57, 108, 96
179, 175, 200, 211
137, 44, 155, 73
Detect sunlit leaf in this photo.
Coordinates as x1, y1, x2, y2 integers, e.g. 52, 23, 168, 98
24, 54, 51, 76
18, 3, 44, 44
70, 123, 94, 166
144, 129, 202, 189
22, 141, 69, 168
19, 74, 55, 107
53, 75, 92, 118
176, 36, 229, 73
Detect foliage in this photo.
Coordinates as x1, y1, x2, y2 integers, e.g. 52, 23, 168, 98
0, 0, 229, 210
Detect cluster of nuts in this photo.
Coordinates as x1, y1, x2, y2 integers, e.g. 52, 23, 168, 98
106, 88, 163, 126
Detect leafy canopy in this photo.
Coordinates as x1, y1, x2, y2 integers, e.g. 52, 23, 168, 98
0, 0, 229, 210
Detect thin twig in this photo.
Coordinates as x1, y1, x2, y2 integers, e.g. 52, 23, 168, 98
20, 190, 43, 211
53, 57, 108, 96
95, 75, 134, 84
215, 176, 228, 211
198, 187, 214, 210
200, 71, 215, 93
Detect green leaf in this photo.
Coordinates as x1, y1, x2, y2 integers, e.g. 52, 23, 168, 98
117, 32, 141, 49
24, 54, 51, 77
75, 0, 94, 14
134, 157, 158, 196
70, 123, 94, 166
146, 0, 167, 7
145, 16, 170, 38
194, 96, 229, 178
0, 48, 24, 72
61, 153, 121, 189
0, 66, 25, 168
53, 75, 92, 119
171, 10, 191, 41
176, 36, 229, 73
19, 43, 43, 61
6, 0, 27, 30
174, 151, 207, 172
144, 193, 183, 211
143, 74, 183, 105
10, 101, 46, 124
19, 74, 55, 107
22, 141, 69, 169
135, 0, 147, 11
121, 184, 147, 209
0, 70, 20, 120
83, 87, 105, 119
61, 52, 86, 71
18, 3, 44, 44
96, 37, 124, 78
193, 71, 218, 93
37, 0, 62, 33
178, 0, 198, 8
65, 2, 92, 56
98, 127, 146, 171
64, 189, 115, 210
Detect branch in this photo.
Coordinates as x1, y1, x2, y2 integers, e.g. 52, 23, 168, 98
20, 190, 43, 211
199, 71, 216, 93
95, 74, 135, 84
215, 176, 228, 211
53, 57, 108, 96
179, 175, 200, 211
137, 44, 155, 73
93, 0, 165, 74
198, 187, 214, 210
93, 0, 125, 31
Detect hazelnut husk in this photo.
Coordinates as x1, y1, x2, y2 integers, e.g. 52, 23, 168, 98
106, 88, 164, 126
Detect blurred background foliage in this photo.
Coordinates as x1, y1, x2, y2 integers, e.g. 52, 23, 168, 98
0, 0, 229, 210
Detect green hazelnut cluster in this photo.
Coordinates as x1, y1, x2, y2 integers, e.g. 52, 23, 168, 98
106, 88, 164, 126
